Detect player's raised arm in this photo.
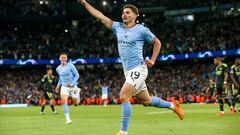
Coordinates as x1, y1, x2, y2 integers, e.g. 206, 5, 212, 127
79, 0, 112, 29
98, 80, 103, 87
108, 80, 112, 87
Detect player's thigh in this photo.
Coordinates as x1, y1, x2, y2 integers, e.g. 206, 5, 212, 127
125, 64, 148, 94
217, 87, 223, 98
71, 87, 80, 98
120, 82, 136, 102
42, 99, 47, 105
135, 89, 151, 106
72, 98, 79, 105
61, 94, 69, 103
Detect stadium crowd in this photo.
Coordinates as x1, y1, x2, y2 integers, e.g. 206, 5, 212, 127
0, 62, 218, 105
0, 0, 238, 16
0, 0, 64, 16
0, 17, 239, 59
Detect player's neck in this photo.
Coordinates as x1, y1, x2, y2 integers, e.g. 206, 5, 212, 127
124, 21, 136, 28
61, 63, 67, 66
217, 62, 222, 66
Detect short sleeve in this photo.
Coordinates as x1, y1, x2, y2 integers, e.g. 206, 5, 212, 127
142, 27, 156, 44
111, 21, 121, 34
223, 64, 228, 72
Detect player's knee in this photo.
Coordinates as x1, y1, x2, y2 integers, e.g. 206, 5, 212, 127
120, 96, 129, 103
61, 99, 67, 104
42, 100, 46, 105
141, 99, 151, 107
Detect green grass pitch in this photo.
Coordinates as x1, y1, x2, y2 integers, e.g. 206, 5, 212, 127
0, 104, 239, 135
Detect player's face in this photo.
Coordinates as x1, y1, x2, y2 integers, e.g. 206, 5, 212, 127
214, 58, 218, 65
236, 58, 240, 65
47, 69, 53, 75
122, 8, 137, 24
59, 55, 68, 64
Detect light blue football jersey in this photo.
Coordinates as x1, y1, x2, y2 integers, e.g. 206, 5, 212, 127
101, 86, 109, 95
111, 21, 156, 70
56, 63, 79, 87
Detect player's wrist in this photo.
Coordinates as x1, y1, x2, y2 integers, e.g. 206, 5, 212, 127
80, 0, 86, 6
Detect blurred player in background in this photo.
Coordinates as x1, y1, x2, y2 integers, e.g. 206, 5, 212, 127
38, 66, 58, 115
230, 57, 240, 112
214, 57, 234, 116
98, 80, 112, 107
55, 53, 81, 124
79, 1, 183, 135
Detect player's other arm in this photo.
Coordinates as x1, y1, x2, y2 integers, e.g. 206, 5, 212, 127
108, 80, 112, 88
98, 80, 103, 87
145, 38, 161, 67
79, 0, 112, 29
55, 69, 61, 93
223, 67, 228, 89
70, 64, 80, 87
230, 67, 239, 88
38, 76, 45, 91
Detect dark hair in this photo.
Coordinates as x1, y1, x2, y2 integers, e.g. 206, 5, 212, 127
123, 4, 139, 15
46, 65, 52, 70
60, 52, 67, 56
214, 57, 224, 61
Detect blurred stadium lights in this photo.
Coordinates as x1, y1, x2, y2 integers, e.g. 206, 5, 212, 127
142, 14, 145, 17
39, 0, 43, 5
114, 1, 117, 4
72, 20, 78, 27
65, 29, 68, 33
102, 0, 107, 6
45, 1, 49, 5
124, 0, 127, 2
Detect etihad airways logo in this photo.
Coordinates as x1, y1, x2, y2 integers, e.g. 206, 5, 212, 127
118, 40, 136, 47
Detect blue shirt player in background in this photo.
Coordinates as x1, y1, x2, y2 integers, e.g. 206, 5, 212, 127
79, 1, 184, 135
98, 79, 112, 107
55, 53, 81, 124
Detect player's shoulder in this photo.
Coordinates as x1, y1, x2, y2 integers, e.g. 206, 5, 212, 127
56, 65, 60, 69
222, 63, 228, 67
231, 64, 235, 69
56, 65, 61, 71
67, 63, 76, 68
136, 24, 152, 33
112, 21, 123, 27
136, 23, 145, 28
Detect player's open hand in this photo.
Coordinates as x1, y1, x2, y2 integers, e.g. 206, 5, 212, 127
145, 59, 155, 68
